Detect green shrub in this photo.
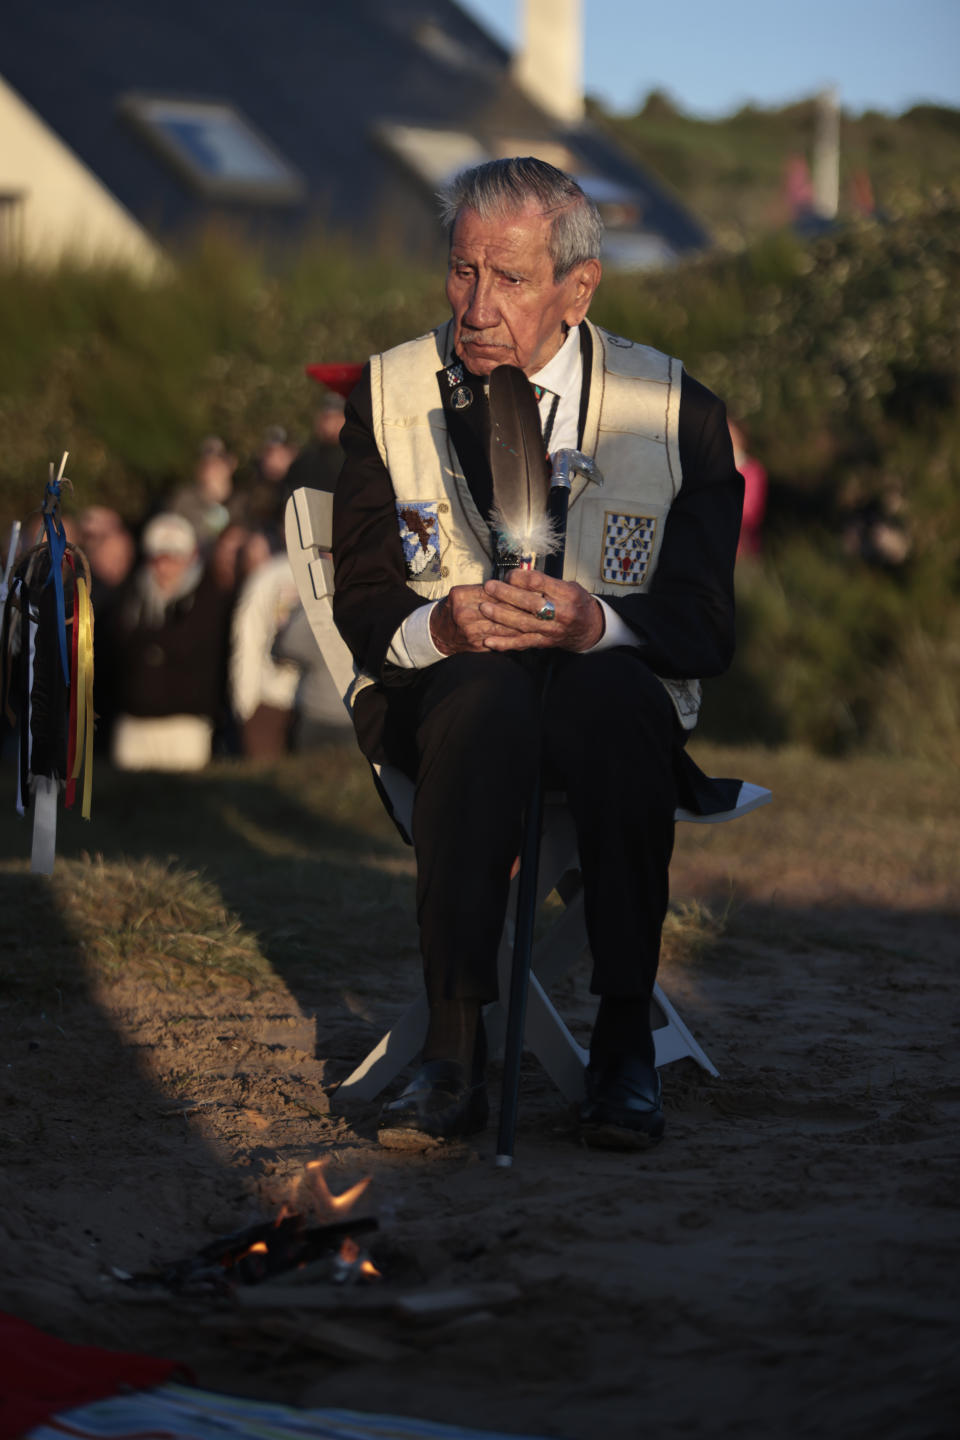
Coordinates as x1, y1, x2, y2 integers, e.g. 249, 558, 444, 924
0, 234, 441, 529
2, 195, 959, 764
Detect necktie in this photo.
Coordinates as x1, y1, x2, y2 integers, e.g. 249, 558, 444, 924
532, 385, 560, 450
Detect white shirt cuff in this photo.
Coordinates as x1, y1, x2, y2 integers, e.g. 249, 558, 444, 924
387, 602, 445, 669
587, 598, 640, 652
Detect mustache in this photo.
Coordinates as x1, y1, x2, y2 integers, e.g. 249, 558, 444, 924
460, 330, 510, 346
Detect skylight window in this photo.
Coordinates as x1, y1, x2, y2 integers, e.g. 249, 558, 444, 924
375, 123, 487, 187
120, 95, 305, 204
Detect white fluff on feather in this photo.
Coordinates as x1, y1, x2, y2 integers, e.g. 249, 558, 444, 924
490, 507, 560, 561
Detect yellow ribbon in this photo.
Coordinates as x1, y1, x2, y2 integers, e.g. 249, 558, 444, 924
70, 576, 95, 818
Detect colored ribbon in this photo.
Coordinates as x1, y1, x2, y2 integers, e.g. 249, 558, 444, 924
68, 575, 94, 819
41, 480, 70, 686
65, 559, 80, 809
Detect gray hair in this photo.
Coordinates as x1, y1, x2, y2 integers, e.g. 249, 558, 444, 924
438, 157, 603, 282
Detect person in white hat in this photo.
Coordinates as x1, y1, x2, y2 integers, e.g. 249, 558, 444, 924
102, 513, 232, 772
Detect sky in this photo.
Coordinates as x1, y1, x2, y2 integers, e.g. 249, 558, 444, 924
458, 0, 960, 118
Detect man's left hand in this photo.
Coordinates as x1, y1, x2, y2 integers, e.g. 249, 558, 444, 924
478, 570, 604, 652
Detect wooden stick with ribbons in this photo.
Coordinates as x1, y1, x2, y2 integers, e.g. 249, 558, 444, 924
0, 453, 96, 874
486, 365, 604, 1166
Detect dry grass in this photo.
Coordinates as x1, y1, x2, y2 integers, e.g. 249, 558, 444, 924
674, 741, 960, 900
661, 897, 725, 966
0, 740, 415, 1017
50, 855, 275, 992
3, 741, 957, 1019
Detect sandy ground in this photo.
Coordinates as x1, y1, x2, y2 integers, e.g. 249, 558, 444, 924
1, 748, 958, 1440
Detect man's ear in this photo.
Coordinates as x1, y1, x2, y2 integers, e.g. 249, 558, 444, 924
564, 258, 602, 326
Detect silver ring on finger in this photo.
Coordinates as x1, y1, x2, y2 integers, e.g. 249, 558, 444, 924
536, 598, 556, 622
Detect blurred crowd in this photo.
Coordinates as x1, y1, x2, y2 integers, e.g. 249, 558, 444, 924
60, 392, 350, 773
5, 401, 793, 776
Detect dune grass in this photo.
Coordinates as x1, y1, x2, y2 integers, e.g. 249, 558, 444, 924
2, 741, 956, 1035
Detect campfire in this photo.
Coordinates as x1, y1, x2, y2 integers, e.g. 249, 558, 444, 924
131, 1158, 381, 1293
114, 1156, 526, 1366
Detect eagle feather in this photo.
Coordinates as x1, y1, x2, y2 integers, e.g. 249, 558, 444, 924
487, 365, 556, 569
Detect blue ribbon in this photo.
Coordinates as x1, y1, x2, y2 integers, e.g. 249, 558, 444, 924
41, 478, 71, 686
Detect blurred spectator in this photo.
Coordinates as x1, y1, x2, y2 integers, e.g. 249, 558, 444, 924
783, 153, 815, 224
169, 436, 241, 554
75, 507, 136, 753
272, 604, 353, 749
259, 424, 299, 486
209, 521, 270, 596
729, 420, 768, 559
783, 152, 835, 238
102, 512, 232, 771
228, 553, 301, 759
20, 513, 78, 551
842, 483, 911, 569
76, 506, 135, 611
282, 393, 346, 496
850, 169, 876, 219
235, 425, 300, 553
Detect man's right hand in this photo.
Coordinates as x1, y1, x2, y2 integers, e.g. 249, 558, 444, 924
430, 585, 517, 655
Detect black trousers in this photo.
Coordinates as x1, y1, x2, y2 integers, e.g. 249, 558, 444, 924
353, 649, 680, 1007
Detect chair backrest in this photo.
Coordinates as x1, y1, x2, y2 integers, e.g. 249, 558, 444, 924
285, 487, 417, 834
283, 488, 356, 716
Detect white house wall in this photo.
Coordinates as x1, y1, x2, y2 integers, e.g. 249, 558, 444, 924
0, 74, 162, 272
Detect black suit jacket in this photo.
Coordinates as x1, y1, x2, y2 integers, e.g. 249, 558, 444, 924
332, 325, 742, 686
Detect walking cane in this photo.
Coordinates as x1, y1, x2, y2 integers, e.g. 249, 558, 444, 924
486, 368, 604, 1166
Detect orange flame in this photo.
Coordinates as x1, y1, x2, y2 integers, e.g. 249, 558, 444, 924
303, 1158, 372, 1219
227, 1238, 270, 1269
337, 1235, 380, 1279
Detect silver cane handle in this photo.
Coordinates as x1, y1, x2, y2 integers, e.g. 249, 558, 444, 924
548, 449, 604, 491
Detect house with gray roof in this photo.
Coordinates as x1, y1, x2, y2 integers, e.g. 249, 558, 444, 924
1, 0, 708, 273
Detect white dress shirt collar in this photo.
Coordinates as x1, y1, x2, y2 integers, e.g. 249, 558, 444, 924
530, 323, 581, 400
530, 323, 583, 453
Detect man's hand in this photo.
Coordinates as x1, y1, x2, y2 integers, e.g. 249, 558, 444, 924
478, 569, 604, 652
429, 584, 520, 655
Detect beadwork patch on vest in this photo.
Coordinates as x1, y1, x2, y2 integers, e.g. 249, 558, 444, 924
396, 500, 443, 580
601, 511, 658, 586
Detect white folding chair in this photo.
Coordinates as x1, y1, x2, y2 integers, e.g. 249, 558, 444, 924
285, 487, 771, 1103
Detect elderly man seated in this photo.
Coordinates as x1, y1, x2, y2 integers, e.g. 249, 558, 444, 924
332, 157, 743, 1151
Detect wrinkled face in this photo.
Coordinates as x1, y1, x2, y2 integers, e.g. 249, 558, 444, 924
446, 203, 600, 378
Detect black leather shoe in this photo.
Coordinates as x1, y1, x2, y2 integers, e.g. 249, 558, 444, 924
579, 1056, 665, 1149
377, 1060, 489, 1150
